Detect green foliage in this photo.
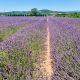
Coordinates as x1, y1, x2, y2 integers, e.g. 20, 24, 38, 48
0, 11, 27, 16
0, 8, 80, 17
55, 12, 80, 18
0, 26, 20, 42
0, 48, 29, 79
0, 50, 9, 67
31, 8, 38, 16
0, 8, 47, 16
30, 8, 47, 16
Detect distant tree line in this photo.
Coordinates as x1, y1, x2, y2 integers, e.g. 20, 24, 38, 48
0, 8, 80, 17
0, 8, 47, 16
55, 12, 80, 18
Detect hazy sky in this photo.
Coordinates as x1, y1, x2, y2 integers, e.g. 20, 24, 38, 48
0, 0, 80, 11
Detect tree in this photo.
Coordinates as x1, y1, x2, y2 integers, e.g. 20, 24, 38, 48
31, 8, 38, 16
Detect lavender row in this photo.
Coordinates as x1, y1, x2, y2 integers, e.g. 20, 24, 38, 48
0, 16, 43, 29
48, 17, 80, 80
50, 17, 80, 30
0, 17, 44, 43
0, 17, 47, 80
0, 18, 46, 50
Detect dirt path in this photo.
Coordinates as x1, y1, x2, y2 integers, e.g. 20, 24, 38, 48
39, 17, 53, 80
35, 17, 53, 80
45, 26, 53, 80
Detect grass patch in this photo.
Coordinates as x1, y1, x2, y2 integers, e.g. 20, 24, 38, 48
0, 26, 20, 42
28, 34, 43, 79
0, 48, 30, 80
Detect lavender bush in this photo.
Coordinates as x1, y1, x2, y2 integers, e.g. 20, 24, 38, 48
0, 17, 47, 80
49, 17, 80, 80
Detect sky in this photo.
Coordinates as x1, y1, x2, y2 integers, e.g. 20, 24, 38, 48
0, 0, 80, 12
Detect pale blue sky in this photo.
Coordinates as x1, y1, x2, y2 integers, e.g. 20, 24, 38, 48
0, 0, 80, 12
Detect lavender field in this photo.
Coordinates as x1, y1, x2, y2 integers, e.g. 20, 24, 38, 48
0, 16, 80, 80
